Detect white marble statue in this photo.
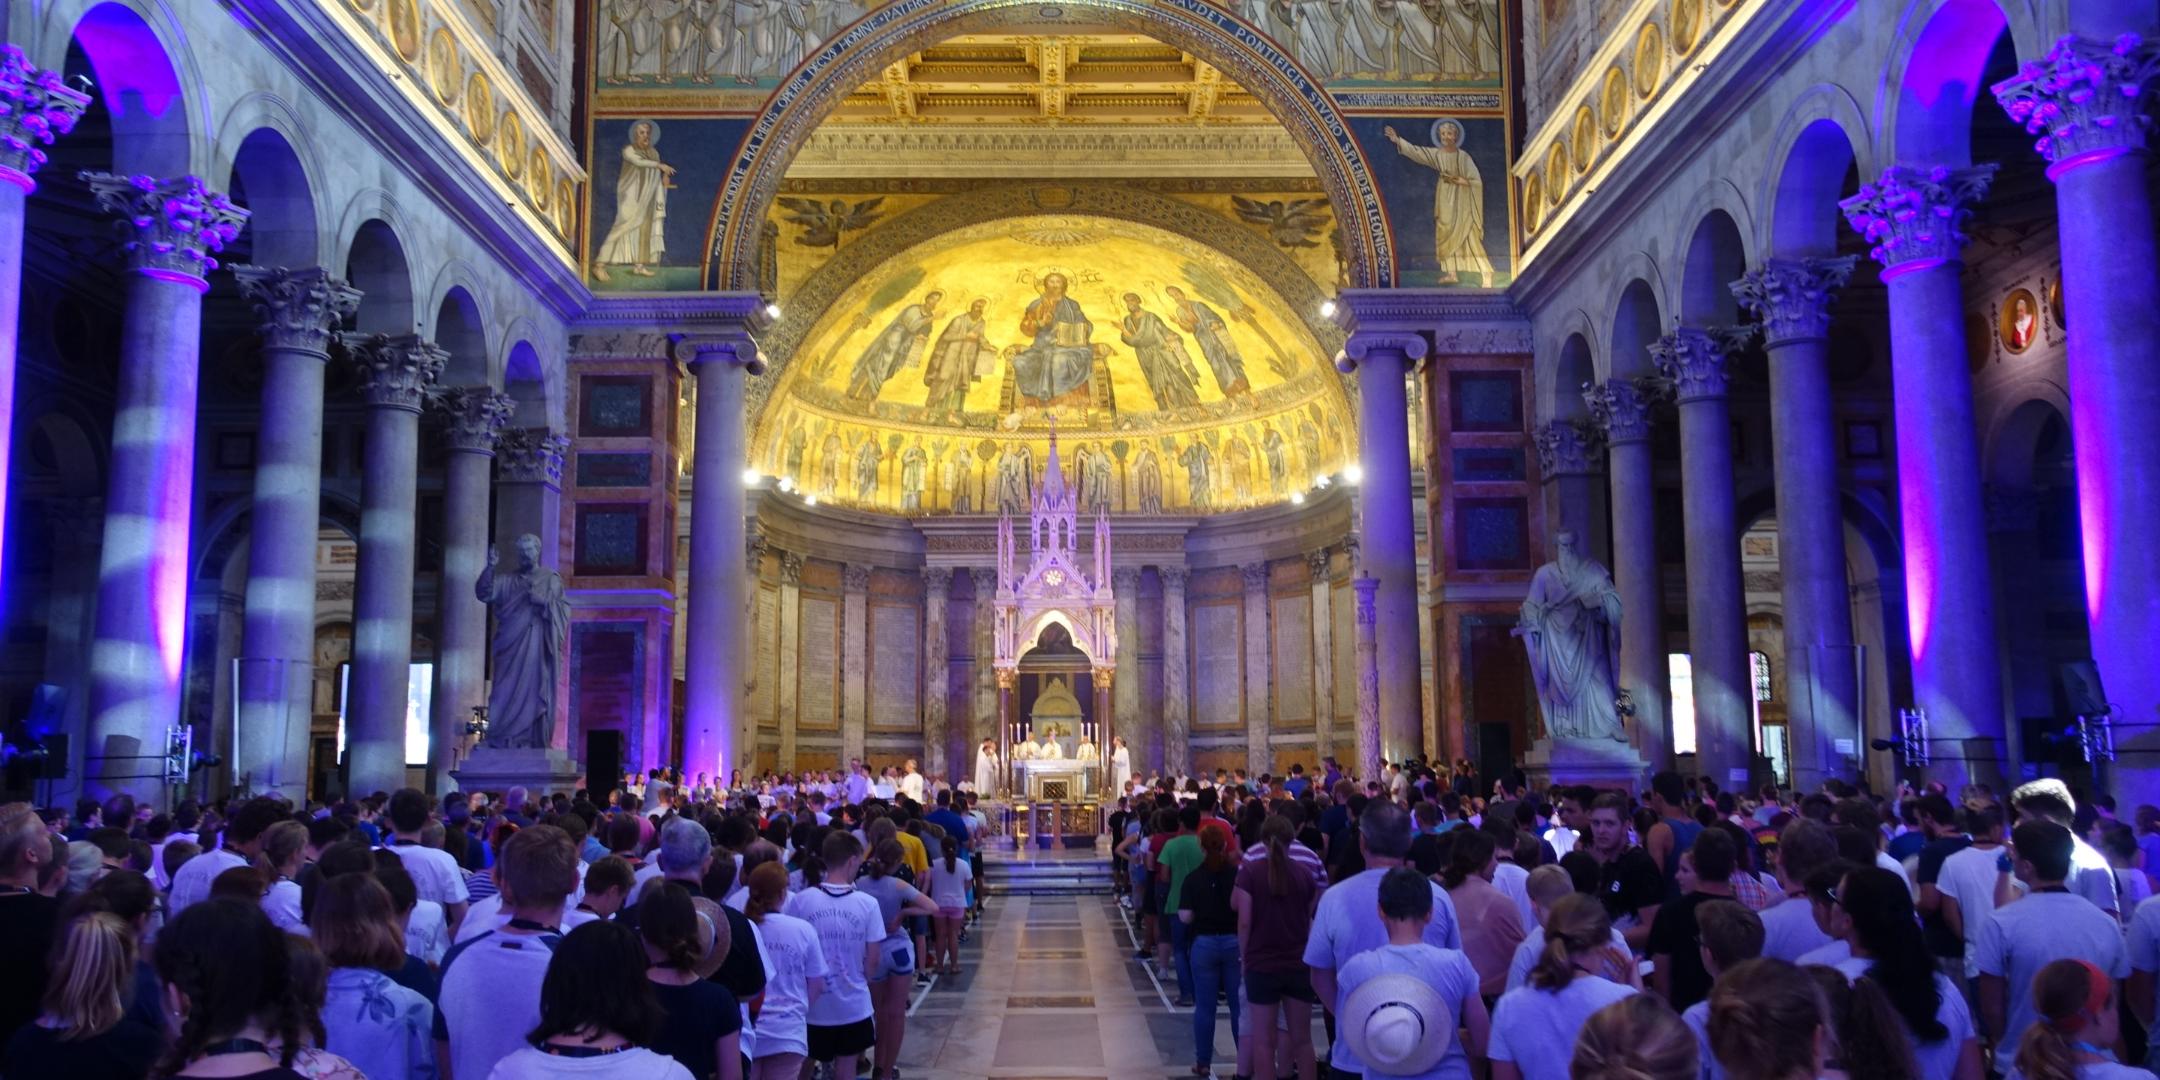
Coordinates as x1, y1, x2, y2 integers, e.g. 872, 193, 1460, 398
1516, 529, 1625, 740
479, 534, 572, 748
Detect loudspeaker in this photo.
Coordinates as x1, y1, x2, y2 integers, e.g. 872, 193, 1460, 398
38, 733, 67, 780
585, 730, 622, 799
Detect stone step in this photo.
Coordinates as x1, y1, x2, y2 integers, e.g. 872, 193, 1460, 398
982, 855, 1116, 896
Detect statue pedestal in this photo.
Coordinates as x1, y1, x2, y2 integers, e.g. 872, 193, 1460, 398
1523, 737, 1648, 792
450, 746, 585, 797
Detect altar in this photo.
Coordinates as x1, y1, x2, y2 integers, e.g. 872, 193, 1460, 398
1018, 757, 1097, 802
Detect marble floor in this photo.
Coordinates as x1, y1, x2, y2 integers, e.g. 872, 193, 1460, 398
890, 891, 1318, 1080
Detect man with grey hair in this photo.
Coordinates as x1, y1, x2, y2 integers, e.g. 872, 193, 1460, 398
1303, 799, 1464, 1080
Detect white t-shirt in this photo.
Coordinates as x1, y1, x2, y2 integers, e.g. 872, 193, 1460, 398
2117, 869, 2154, 915
2073, 838, 2122, 915
784, 883, 884, 1026
1938, 844, 2023, 977
749, 912, 829, 1059
407, 899, 448, 966
384, 842, 471, 906
1682, 999, 1727, 1080
438, 929, 558, 1080
167, 847, 249, 916
1503, 924, 1632, 991
2126, 895, 2160, 1025
1491, 860, 1535, 931
2004, 1065, 2160, 1080
1876, 850, 1918, 899
1335, 944, 1478, 1080
263, 878, 305, 934
1489, 975, 1639, 1080
1830, 960, 1976, 1080
1975, 891, 2130, 1071
486, 1045, 694, 1079
1301, 868, 1463, 1075
454, 894, 597, 943
1795, 938, 1853, 969
1758, 892, 1833, 962
926, 859, 975, 911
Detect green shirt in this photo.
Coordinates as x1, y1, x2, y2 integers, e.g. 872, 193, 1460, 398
1159, 832, 1205, 915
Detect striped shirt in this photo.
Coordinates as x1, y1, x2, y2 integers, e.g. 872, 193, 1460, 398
1243, 840, 1328, 888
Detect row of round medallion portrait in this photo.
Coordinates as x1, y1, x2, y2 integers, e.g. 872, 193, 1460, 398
1969, 278, 2065, 372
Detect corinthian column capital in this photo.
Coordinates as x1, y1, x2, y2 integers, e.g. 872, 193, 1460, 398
1585, 377, 1664, 443
0, 47, 89, 185
1157, 566, 1189, 592
1839, 164, 1997, 276
1650, 326, 1755, 404
1994, 34, 2160, 176
1111, 566, 1142, 591
234, 266, 363, 354
82, 172, 248, 290
342, 333, 446, 412
1534, 419, 1606, 477
1730, 256, 1858, 344
497, 426, 571, 485
924, 565, 954, 593
439, 386, 518, 453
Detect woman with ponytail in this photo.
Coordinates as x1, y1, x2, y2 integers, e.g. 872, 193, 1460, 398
3, 911, 162, 1077
1706, 958, 1834, 1080
1236, 814, 1321, 1080
1178, 821, 1244, 1077
1835, 866, 1982, 1080
1491, 893, 1639, 1080
151, 897, 312, 1079
2012, 959, 2155, 1080
744, 862, 824, 1080
641, 881, 744, 1080
1442, 826, 1527, 998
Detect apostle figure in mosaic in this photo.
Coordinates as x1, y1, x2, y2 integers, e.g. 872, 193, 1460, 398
1516, 530, 1625, 741
854, 441, 882, 502
479, 534, 572, 749
847, 291, 942, 401
996, 443, 1032, 513
1383, 120, 1495, 286
592, 121, 674, 282
901, 446, 927, 511
1179, 441, 1215, 510
1262, 425, 1290, 494
1166, 286, 1250, 396
1137, 450, 1164, 514
923, 298, 995, 416
1119, 293, 1203, 408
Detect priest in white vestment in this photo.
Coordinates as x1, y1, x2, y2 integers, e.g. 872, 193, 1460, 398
593, 120, 674, 280
1110, 736, 1132, 796
973, 740, 1000, 794
1383, 121, 1497, 286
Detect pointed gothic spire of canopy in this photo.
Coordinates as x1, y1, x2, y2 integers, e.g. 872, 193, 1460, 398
1037, 414, 1072, 514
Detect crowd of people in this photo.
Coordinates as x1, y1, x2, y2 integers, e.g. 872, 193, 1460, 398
3, 758, 2160, 1080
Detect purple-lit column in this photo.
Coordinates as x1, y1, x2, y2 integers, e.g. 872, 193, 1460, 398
922, 566, 952, 780
1160, 567, 1190, 777
230, 267, 361, 801
0, 49, 87, 601
1340, 331, 1428, 764
1733, 257, 1861, 793
678, 333, 762, 780
1586, 378, 1671, 770
80, 174, 246, 801
1842, 164, 2005, 790
1996, 36, 2160, 790
1653, 327, 1756, 786
342, 335, 446, 798
434, 387, 516, 793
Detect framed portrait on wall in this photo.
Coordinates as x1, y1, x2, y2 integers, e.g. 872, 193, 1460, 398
2001, 288, 2039, 354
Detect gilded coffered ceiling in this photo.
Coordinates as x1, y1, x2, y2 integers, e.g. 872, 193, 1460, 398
829, 34, 1276, 126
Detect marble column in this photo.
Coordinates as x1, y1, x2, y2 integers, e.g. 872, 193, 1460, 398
433, 388, 516, 793
1340, 333, 1428, 764
1734, 257, 1861, 792
81, 174, 246, 801
971, 568, 997, 763
922, 566, 952, 781
1842, 165, 2006, 789
42, 497, 102, 802
0, 50, 86, 605
1985, 488, 2043, 770
230, 267, 361, 801
1160, 567, 1191, 776
1586, 378, 1672, 769
840, 563, 870, 766
1111, 567, 1143, 769
1535, 420, 1610, 564
1307, 550, 1337, 765
1997, 37, 2160, 790
494, 426, 569, 570
995, 669, 1016, 795
1092, 666, 1115, 757
777, 554, 803, 771
342, 334, 445, 797
1652, 326, 1755, 785
1352, 575, 1382, 783
678, 335, 762, 778
1242, 562, 1273, 777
